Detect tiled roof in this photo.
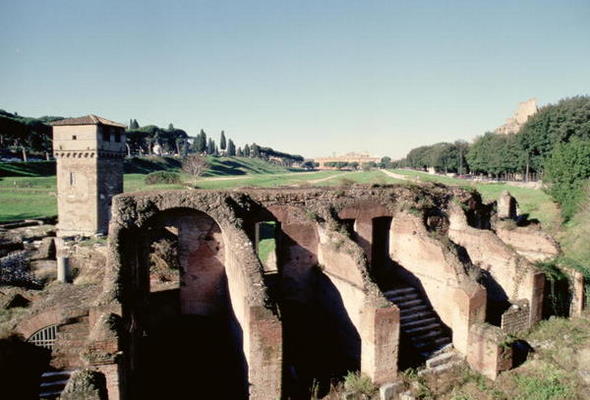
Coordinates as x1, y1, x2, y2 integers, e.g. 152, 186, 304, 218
51, 115, 126, 128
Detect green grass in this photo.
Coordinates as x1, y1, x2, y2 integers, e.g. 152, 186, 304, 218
513, 364, 577, 400
0, 162, 559, 230
390, 169, 561, 229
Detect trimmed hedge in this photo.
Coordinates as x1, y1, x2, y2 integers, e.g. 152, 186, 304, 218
144, 171, 181, 185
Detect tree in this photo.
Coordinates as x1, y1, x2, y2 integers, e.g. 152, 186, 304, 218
129, 119, 139, 129
544, 138, 590, 220
197, 130, 207, 153
220, 131, 226, 151
244, 144, 251, 157
227, 139, 236, 156
182, 154, 209, 185
454, 140, 469, 175
207, 138, 216, 155
236, 146, 243, 157
301, 160, 316, 169
251, 143, 260, 158
518, 96, 590, 172
168, 123, 174, 131
379, 156, 392, 169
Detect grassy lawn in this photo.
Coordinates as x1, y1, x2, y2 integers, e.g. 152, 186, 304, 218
0, 161, 558, 228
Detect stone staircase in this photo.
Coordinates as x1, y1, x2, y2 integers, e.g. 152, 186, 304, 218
383, 286, 454, 360
39, 370, 72, 399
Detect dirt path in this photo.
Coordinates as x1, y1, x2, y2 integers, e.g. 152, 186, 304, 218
380, 169, 412, 181
202, 170, 323, 182
307, 172, 349, 184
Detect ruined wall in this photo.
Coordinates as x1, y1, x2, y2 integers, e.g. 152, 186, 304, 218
447, 202, 544, 326
495, 221, 560, 263
466, 323, 512, 380
317, 224, 399, 384
100, 193, 283, 400
267, 205, 319, 303
91, 185, 557, 398
389, 211, 486, 354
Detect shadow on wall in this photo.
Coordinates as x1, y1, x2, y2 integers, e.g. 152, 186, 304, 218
128, 208, 248, 400
0, 334, 51, 399
281, 268, 361, 399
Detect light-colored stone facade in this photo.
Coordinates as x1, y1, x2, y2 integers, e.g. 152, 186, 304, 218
52, 116, 126, 237
495, 98, 538, 135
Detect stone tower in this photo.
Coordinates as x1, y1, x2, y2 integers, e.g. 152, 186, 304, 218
51, 115, 126, 237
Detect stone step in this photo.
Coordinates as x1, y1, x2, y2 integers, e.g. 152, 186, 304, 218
405, 323, 441, 335
425, 351, 457, 369
399, 304, 429, 314
418, 360, 462, 376
40, 379, 69, 388
386, 292, 419, 302
383, 287, 416, 297
395, 298, 423, 308
400, 310, 436, 323
39, 370, 72, 399
411, 329, 444, 343
415, 337, 451, 353
401, 316, 437, 328
40, 390, 63, 399
428, 343, 454, 357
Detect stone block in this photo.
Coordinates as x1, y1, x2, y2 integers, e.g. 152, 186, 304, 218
379, 382, 404, 400
31, 237, 56, 260
399, 391, 415, 400
501, 300, 530, 334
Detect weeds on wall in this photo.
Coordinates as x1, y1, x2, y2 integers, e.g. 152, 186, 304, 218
342, 371, 377, 398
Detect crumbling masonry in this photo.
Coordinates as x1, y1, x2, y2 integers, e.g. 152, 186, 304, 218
65, 184, 567, 399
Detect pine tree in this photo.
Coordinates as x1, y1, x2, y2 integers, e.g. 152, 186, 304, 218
244, 144, 251, 157
251, 143, 260, 158
207, 138, 216, 154
220, 131, 226, 151
198, 130, 207, 153
129, 119, 139, 130
228, 139, 236, 156
236, 146, 243, 157
168, 123, 174, 131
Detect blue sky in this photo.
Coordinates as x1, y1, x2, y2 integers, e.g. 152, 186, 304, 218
1, 1, 589, 159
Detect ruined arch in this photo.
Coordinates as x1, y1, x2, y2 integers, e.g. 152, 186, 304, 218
103, 195, 282, 400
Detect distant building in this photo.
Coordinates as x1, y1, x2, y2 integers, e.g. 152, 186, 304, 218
314, 152, 381, 169
495, 98, 538, 135
51, 115, 126, 236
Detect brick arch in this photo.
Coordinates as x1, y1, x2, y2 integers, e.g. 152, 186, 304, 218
16, 308, 76, 339
103, 195, 283, 399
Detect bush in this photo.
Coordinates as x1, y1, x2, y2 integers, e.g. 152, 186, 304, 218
343, 371, 377, 397
144, 171, 181, 185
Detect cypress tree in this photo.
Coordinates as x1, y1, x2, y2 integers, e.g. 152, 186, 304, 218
220, 131, 227, 151
228, 139, 236, 156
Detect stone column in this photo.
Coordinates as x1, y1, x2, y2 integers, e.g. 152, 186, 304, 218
360, 303, 399, 384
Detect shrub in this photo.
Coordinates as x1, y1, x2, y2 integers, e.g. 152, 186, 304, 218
343, 371, 377, 397
144, 171, 181, 185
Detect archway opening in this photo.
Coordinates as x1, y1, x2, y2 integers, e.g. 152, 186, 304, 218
133, 208, 247, 399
